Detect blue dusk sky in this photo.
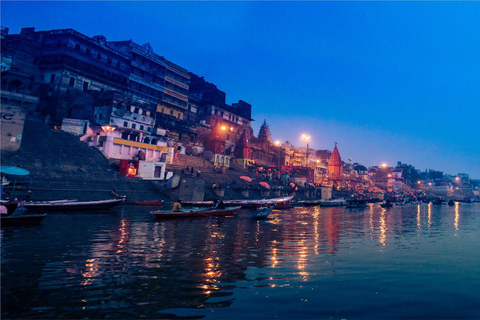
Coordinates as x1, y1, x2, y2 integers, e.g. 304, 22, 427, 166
2, 1, 479, 178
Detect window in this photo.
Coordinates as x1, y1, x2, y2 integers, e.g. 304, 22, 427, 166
75, 44, 81, 51
107, 58, 112, 65
170, 110, 173, 115
97, 53, 101, 60
50, 74, 56, 84
131, 123, 136, 129
83, 81, 89, 91
140, 125, 144, 131
69, 77, 75, 87
116, 62, 121, 68
134, 107, 140, 114
86, 48, 91, 56
123, 121, 128, 127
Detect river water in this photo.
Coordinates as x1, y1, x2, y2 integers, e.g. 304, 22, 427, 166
2, 202, 480, 319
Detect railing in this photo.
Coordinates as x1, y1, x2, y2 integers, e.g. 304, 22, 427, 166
1, 90, 39, 104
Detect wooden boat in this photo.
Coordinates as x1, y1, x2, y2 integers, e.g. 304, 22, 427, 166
294, 199, 322, 207
23, 198, 125, 212
319, 199, 346, 207
431, 199, 444, 205
0, 200, 21, 215
1, 213, 47, 226
346, 200, 368, 208
251, 206, 274, 220
380, 201, 394, 208
225, 196, 293, 209
131, 200, 164, 206
152, 206, 241, 218
181, 200, 213, 208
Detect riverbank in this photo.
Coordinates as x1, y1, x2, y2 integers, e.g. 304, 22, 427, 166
1, 114, 330, 203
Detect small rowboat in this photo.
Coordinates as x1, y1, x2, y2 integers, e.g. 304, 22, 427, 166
23, 198, 125, 212
291, 199, 322, 207
319, 199, 346, 207
380, 201, 394, 208
0, 200, 21, 215
251, 206, 273, 220
152, 206, 241, 219
1, 213, 47, 226
131, 200, 164, 206
346, 200, 368, 209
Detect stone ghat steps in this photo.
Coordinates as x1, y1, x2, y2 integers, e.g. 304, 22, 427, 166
173, 154, 214, 169
30, 177, 163, 201
1, 115, 166, 201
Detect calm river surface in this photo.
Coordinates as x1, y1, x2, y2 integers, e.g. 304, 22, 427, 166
2, 202, 480, 319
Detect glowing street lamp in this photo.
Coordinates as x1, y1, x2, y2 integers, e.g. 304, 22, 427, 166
275, 140, 281, 146
381, 163, 388, 168
301, 134, 310, 167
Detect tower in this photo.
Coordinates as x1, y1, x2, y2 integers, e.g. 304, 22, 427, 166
258, 120, 273, 144
235, 130, 251, 159
328, 143, 343, 182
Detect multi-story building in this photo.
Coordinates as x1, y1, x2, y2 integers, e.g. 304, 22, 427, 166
189, 73, 253, 148
32, 28, 130, 121
1, 27, 40, 153
92, 91, 157, 144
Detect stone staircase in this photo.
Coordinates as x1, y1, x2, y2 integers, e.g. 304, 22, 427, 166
1, 115, 166, 201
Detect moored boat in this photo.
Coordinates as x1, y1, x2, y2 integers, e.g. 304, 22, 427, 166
292, 199, 322, 207
346, 199, 368, 208
0, 200, 21, 215
131, 200, 164, 206
251, 206, 274, 220
224, 196, 293, 210
380, 200, 394, 208
23, 198, 125, 212
1, 213, 47, 226
319, 199, 346, 207
152, 206, 241, 218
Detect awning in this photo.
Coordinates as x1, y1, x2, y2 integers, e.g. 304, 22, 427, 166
0, 166, 30, 176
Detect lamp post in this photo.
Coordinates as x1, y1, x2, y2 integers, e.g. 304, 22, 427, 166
301, 134, 310, 167
220, 125, 227, 166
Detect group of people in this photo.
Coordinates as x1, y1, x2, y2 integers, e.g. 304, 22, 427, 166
181, 167, 201, 177
171, 199, 225, 212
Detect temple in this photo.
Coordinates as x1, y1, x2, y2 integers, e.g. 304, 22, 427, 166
328, 143, 343, 183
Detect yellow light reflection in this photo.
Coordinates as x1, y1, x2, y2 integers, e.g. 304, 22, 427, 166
427, 204, 431, 228
379, 208, 387, 245
417, 204, 422, 230
369, 204, 374, 240
454, 202, 459, 231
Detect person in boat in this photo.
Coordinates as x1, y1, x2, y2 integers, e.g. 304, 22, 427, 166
217, 200, 226, 210
211, 199, 219, 210
111, 189, 119, 198
172, 199, 182, 212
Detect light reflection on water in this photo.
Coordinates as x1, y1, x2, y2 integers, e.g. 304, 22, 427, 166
1, 202, 480, 319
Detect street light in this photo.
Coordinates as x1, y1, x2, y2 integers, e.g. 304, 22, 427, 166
301, 134, 310, 167
275, 140, 281, 146
381, 163, 388, 168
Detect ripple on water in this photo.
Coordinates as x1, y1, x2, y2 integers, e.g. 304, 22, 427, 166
2, 204, 480, 318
